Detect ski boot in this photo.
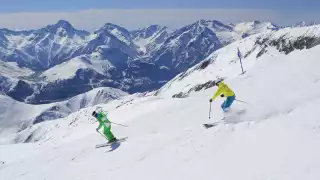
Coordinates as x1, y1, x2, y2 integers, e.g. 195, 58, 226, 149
108, 137, 117, 143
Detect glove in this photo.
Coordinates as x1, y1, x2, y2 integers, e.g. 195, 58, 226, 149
209, 99, 212, 102
220, 94, 225, 97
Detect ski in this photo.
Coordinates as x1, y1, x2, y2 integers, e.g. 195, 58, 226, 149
95, 137, 128, 148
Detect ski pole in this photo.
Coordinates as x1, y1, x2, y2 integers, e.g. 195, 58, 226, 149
235, 99, 249, 104
111, 122, 128, 127
209, 102, 212, 119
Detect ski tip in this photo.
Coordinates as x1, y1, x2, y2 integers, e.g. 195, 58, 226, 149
203, 124, 213, 128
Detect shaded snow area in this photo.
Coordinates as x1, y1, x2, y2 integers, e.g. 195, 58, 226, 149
1, 26, 320, 180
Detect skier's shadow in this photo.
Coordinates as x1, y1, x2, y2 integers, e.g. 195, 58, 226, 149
106, 142, 121, 152
105, 137, 128, 152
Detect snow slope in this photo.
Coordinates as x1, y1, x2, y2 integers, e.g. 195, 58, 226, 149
0, 61, 33, 78
157, 24, 320, 97
1, 26, 320, 180
40, 55, 110, 82
0, 87, 127, 143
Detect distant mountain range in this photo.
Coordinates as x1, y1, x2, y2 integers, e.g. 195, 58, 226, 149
0, 19, 278, 104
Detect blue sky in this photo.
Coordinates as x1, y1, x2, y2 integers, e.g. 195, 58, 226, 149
1, 0, 319, 12
0, 0, 319, 31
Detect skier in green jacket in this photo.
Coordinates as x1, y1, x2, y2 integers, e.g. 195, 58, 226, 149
92, 111, 117, 143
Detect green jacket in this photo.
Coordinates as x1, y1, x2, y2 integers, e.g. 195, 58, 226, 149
96, 112, 111, 130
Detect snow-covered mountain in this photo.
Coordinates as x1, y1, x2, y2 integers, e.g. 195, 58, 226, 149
0, 20, 278, 73
231, 20, 278, 38
147, 20, 278, 73
131, 25, 169, 54
148, 20, 224, 73
0, 87, 127, 143
156, 24, 320, 97
0, 53, 171, 104
0, 20, 90, 70
0, 61, 36, 102
31, 87, 128, 124
95, 23, 136, 50
1, 24, 320, 180
0, 20, 278, 104
291, 21, 318, 28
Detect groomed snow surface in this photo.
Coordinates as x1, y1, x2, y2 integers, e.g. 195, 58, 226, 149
1, 34, 320, 180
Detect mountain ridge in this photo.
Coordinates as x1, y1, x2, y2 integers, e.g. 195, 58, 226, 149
0, 19, 279, 104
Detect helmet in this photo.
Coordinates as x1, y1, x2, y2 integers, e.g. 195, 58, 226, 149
214, 77, 223, 86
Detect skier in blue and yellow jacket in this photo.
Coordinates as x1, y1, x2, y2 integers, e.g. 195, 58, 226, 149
209, 80, 235, 112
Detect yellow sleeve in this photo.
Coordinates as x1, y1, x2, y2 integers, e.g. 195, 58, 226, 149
211, 86, 223, 101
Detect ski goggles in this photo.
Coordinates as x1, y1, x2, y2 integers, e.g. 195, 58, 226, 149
92, 111, 98, 118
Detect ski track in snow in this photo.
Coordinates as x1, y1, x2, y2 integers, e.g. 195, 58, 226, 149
1, 27, 320, 180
